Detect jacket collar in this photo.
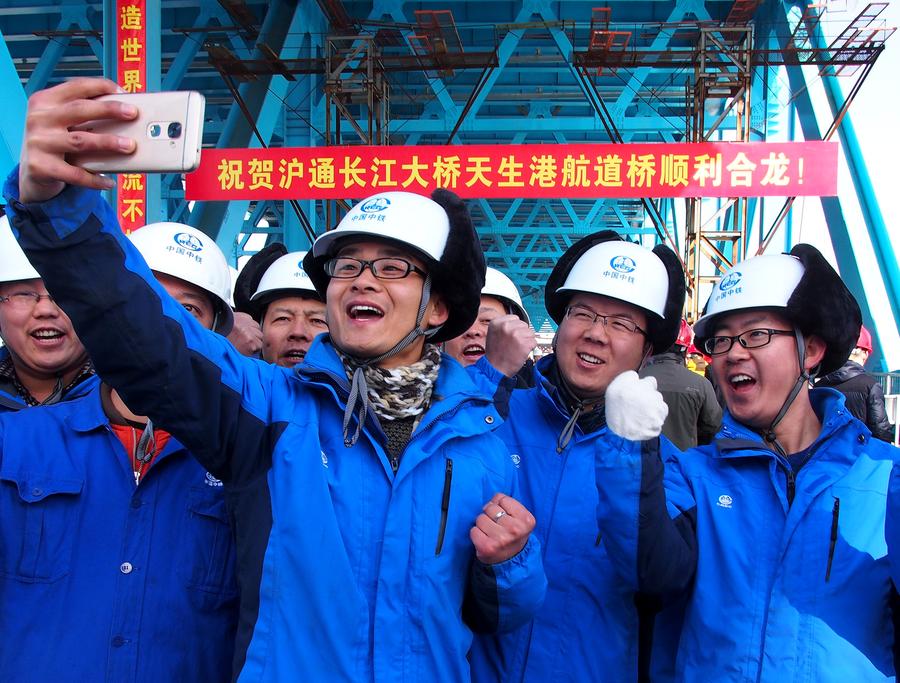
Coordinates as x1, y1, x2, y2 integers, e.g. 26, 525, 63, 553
532, 354, 607, 439
64, 382, 186, 454
714, 388, 859, 463
645, 351, 685, 367
298, 335, 498, 483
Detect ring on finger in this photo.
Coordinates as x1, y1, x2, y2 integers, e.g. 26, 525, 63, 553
493, 509, 508, 522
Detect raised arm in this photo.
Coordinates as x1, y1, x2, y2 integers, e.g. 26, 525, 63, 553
4, 78, 280, 482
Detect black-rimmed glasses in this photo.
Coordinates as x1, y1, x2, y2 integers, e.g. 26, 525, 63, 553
703, 328, 794, 355
564, 304, 647, 336
0, 291, 56, 309
324, 257, 427, 281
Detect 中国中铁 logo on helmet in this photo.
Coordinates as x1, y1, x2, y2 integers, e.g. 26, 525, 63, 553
609, 255, 637, 274
360, 197, 391, 213
720, 272, 742, 291
173, 233, 203, 252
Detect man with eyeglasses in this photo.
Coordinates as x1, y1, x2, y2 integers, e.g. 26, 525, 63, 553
471, 230, 686, 683
0, 221, 239, 683
3, 75, 545, 683
0, 214, 95, 412
592, 246, 900, 681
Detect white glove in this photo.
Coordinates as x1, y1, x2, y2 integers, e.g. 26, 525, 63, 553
605, 370, 668, 441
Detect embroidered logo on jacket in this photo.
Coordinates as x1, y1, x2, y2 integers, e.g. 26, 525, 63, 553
716, 494, 733, 509
321, 451, 329, 468
204, 472, 223, 487
510, 453, 521, 468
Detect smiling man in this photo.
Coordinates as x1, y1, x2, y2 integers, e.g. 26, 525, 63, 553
592, 245, 900, 682
470, 231, 686, 683
444, 267, 530, 363
4, 76, 545, 683
0, 214, 95, 412
0, 221, 238, 683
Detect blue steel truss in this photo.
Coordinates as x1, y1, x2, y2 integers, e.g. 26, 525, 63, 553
0, 0, 895, 365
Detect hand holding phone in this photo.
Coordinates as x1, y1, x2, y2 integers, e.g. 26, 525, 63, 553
70, 91, 205, 174
19, 77, 129, 203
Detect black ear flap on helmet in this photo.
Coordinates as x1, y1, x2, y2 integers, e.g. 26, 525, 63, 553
787, 243, 861, 375
428, 189, 487, 342
233, 242, 288, 321
647, 244, 687, 354
544, 230, 623, 324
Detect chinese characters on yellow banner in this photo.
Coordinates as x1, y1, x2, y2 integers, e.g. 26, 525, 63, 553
115, 0, 146, 233
185, 143, 836, 201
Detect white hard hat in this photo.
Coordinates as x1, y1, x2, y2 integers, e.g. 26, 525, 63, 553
693, 254, 805, 339
556, 240, 669, 318
251, 251, 319, 303
0, 215, 40, 283
483, 267, 530, 325
309, 192, 450, 263
129, 222, 234, 334
304, 189, 487, 343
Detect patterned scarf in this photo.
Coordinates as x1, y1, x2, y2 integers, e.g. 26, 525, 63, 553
338, 343, 442, 428
0, 356, 94, 407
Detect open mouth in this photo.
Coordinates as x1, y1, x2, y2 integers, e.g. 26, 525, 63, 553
729, 373, 756, 391
283, 349, 307, 362
347, 304, 385, 321
577, 352, 604, 366
462, 343, 485, 359
31, 328, 64, 343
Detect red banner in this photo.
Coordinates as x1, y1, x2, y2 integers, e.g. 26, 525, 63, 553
185, 142, 837, 201
115, 0, 146, 233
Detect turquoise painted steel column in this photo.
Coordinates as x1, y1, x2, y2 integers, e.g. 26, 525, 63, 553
0, 29, 26, 182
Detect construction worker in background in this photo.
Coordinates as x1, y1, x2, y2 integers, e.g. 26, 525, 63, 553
640, 319, 722, 449
0, 214, 96, 411
593, 245, 899, 682
443, 266, 536, 388
0, 221, 238, 682
239, 248, 328, 367
471, 231, 686, 683
5, 76, 546, 683
817, 325, 894, 442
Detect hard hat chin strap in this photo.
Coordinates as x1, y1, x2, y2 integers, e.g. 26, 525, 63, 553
340, 273, 442, 447
762, 329, 817, 456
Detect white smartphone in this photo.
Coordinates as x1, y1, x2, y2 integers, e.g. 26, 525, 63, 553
70, 91, 205, 174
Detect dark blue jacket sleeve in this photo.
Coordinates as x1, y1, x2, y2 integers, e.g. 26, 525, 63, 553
4, 172, 280, 483
594, 433, 697, 601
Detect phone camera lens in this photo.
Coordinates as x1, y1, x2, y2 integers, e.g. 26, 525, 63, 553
167, 122, 183, 139
149, 124, 162, 138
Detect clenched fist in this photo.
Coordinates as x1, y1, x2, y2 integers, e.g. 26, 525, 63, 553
470, 493, 536, 564
485, 315, 536, 378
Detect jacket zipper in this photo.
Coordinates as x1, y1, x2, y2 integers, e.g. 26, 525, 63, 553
785, 469, 796, 506
435, 459, 453, 555
825, 497, 840, 582
776, 433, 836, 508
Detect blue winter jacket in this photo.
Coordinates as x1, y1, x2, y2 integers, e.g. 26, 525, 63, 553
595, 388, 899, 682
886, 464, 900, 588
0, 383, 238, 682
0, 346, 98, 413
470, 355, 652, 683
4, 173, 547, 683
